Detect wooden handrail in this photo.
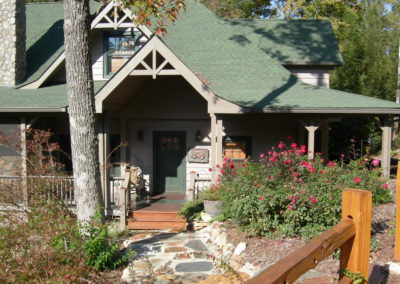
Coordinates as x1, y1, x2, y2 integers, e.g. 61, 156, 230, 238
247, 188, 371, 284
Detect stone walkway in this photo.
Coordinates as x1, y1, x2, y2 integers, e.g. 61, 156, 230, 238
120, 227, 255, 283
120, 223, 333, 283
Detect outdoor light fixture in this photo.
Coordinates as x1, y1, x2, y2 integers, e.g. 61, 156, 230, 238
195, 130, 202, 141
137, 130, 144, 141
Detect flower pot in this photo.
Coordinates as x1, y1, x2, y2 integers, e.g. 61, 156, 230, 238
203, 200, 223, 218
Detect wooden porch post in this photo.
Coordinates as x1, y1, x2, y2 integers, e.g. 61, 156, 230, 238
104, 111, 111, 214
380, 119, 392, 178
320, 122, 330, 162
97, 115, 106, 210
210, 113, 217, 182
120, 117, 127, 166
216, 115, 224, 167
20, 117, 28, 205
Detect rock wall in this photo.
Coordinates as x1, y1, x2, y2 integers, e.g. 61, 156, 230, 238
0, 0, 26, 86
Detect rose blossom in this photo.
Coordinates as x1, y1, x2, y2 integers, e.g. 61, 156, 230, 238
371, 159, 380, 167
309, 197, 317, 203
352, 177, 361, 184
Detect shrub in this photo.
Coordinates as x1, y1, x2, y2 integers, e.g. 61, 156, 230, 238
82, 212, 130, 271
0, 129, 128, 282
215, 139, 391, 239
178, 200, 204, 220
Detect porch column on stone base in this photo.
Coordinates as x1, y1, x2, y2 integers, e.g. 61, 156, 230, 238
320, 122, 330, 162
305, 124, 319, 160
380, 119, 392, 178
210, 113, 224, 183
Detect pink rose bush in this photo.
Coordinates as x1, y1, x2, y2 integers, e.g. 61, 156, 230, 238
213, 139, 391, 239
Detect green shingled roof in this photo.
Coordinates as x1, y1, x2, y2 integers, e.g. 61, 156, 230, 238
160, 1, 399, 111
225, 19, 343, 65
2, 0, 400, 113
0, 82, 106, 110
22, 1, 102, 86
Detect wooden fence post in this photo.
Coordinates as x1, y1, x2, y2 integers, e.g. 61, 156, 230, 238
119, 170, 131, 231
339, 188, 372, 283
394, 161, 400, 261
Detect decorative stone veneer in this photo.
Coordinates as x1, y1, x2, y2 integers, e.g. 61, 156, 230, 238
0, 0, 26, 86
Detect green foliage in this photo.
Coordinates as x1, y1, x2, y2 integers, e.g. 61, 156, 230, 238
82, 212, 131, 271
178, 200, 204, 220
215, 139, 391, 239
201, 0, 277, 18
200, 184, 227, 201
0, 129, 128, 282
340, 268, 368, 284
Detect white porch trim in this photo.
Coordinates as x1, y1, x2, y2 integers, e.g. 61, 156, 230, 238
380, 120, 392, 178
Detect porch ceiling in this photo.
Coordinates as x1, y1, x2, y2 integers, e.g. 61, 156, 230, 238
103, 76, 150, 107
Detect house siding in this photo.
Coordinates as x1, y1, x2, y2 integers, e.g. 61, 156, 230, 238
286, 67, 330, 88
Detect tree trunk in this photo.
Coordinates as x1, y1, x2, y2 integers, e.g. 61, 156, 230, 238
64, 0, 104, 223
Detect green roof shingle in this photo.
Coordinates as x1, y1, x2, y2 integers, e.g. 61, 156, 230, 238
161, 1, 399, 112
225, 19, 343, 65
1, 0, 399, 113
22, 1, 102, 87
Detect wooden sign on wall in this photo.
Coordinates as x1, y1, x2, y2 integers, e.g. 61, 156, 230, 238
188, 149, 209, 163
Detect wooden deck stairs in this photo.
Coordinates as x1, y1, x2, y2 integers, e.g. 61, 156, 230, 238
127, 194, 187, 230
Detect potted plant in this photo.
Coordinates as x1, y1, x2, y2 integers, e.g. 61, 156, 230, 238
200, 184, 223, 218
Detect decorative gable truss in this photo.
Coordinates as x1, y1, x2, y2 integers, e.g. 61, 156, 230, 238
91, 0, 151, 36
130, 49, 180, 78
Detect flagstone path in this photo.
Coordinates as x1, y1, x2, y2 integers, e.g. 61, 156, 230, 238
121, 229, 252, 283
120, 223, 334, 284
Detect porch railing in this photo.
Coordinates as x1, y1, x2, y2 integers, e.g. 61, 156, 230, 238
110, 176, 124, 205
188, 172, 212, 201
0, 175, 127, 207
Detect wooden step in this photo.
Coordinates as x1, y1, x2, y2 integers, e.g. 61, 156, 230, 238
127, 220, 186, 230
131, 211, 186, 222
128, 209, 187, 230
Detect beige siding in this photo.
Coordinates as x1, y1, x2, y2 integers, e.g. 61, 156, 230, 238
91, 30, 104, 81
287, 67, 330, 88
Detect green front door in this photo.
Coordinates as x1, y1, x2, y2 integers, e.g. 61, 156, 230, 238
154, 131, 186, 194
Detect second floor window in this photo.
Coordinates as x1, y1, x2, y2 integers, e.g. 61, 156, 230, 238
104, 31, 142, 76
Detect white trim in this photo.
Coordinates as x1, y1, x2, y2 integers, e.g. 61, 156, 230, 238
95, 36, 242, 114
19, 0, 152, 90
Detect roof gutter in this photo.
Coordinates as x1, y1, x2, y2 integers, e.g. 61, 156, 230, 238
245, 107, 400, 115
